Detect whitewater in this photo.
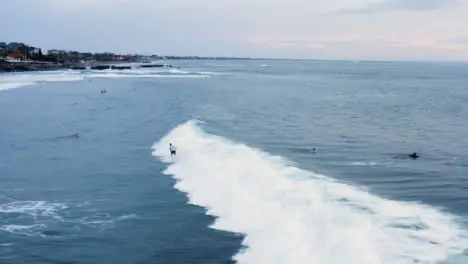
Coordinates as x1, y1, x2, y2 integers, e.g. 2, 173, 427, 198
0, 67, 216, 91
152, 120, 468, 264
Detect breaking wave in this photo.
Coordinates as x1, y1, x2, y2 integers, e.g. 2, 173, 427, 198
84, 67, 216, 79
0, 71, 84, 91
348, 161, 380, 166
87, 73, 210, 79
0, 67, 217, 91
151, 120, 468, 264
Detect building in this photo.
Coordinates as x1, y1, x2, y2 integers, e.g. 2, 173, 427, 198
8, 50, 25, 60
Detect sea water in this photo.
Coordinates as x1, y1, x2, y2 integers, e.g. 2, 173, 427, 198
1, 60, 468, 264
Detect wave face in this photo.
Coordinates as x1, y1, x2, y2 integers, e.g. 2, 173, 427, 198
152, 120, 468, 264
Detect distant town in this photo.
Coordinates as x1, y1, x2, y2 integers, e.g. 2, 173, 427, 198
0, 41, 249, 72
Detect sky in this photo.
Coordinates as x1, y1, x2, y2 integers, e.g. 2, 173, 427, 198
2, 0, 468, 61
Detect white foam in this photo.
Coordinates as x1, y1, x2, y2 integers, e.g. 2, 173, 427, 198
0, 71, 84, 91
87, 73, 209, 79
78, 213, 138, 229
0, 68, 215, 91
168, 68, 189, 74
167, 68, 220, 75
152, 120, 468, 264
87, 68, 163, 75
116, 213, 138, 221
0, 201, 67, 220
207, 63, 244, 67
348, 161, 379, 166
0, 224, 46, 236
0, 82, 35, 91
79, 213, 114, 226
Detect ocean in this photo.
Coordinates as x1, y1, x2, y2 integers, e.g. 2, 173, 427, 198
1, 60, 468, 264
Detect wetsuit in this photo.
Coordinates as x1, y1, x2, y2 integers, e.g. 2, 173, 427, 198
170, 145, 177, 156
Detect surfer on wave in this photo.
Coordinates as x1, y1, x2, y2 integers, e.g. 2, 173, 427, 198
169, 143, 177, 156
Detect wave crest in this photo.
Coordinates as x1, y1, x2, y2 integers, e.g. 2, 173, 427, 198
152, 120, 468, 264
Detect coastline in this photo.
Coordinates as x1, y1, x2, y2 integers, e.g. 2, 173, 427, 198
0, 60, 66, 73
0, 60, 175, 73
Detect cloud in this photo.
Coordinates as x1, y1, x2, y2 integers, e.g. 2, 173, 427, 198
444, 35, 468, 45
249, 35, 378, 48
248, 34, 468, 60
251, 40, 327, 49
1, 0, 468, 60
339, 0, 463, 14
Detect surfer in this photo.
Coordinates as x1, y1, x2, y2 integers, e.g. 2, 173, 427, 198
169, 143, 177, 156
408, 152, 419, 159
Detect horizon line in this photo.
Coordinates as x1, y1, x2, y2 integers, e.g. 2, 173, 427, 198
3, 40, 468, 64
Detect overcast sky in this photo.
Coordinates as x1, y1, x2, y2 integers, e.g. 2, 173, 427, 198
2, 0, 468, 61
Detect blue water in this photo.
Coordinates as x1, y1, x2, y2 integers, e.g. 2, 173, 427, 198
1, 60, 468, 264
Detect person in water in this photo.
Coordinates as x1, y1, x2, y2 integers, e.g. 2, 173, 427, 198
169, 143, 177, 156
409, 152, 419, 159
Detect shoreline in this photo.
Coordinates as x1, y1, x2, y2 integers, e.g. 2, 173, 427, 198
0, 60, 66, 73
0, 60, 175, 73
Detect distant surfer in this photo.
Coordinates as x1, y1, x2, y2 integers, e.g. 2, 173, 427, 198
311, 148, 316, 153
72, 133, 80, 138
169, 143, 177, 156
408, 152, 419, 159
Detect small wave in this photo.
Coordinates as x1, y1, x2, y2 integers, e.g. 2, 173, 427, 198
87, 72, 210, 79
78, 213, 138, 229
0, 224, 47, 236
116, 213, 138, 221
152, 120, 468, 264
207, 64, 244, 67
85, 67, 216, 76
0, 72, 84, 91
192, 105, 236, 122
79, 213, 113, 226
0, 82, 36, 91
348, 161, 379, 166
168, 68, 188, 74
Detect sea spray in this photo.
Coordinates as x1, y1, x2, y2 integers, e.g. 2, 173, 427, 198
152, 120, 468, 264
